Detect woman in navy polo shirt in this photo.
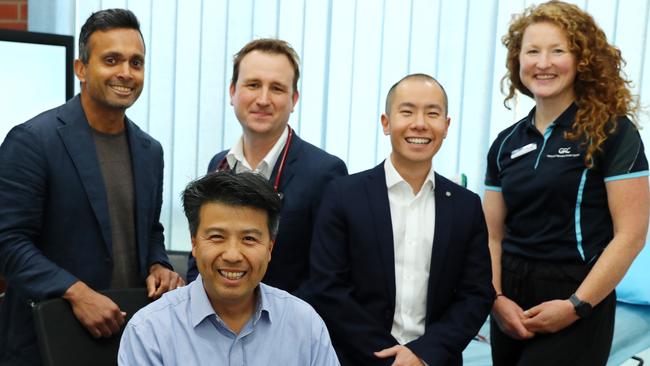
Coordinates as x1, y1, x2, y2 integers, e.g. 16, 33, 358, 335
484, 1, 649, 365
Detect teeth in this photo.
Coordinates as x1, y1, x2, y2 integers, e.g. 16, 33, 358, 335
219, 270, 245, 280
111, 85, 131, 92
536, 74, 555, 79
406, 137, 431, 144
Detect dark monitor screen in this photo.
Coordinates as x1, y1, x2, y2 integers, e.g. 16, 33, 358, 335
0, 29, 74, 142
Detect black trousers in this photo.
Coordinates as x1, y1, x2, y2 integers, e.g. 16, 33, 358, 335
490, 253, 616, 366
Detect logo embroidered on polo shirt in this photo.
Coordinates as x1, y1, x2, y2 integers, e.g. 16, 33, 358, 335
547, 146, 580, 158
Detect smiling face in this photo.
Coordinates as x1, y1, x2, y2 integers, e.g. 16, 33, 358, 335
381, 77, 450, 172
191, 201, 273, 314
519, 21, 577, 106
75, 28, 145, 114
230, 50, 299, 141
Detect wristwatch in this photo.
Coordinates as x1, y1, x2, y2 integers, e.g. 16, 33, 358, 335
569, 293, 593, 318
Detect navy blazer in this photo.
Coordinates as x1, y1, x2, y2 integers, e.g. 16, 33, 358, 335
0, 95, 170, 364
307, 163, 494, 366
187, 132, 348, 294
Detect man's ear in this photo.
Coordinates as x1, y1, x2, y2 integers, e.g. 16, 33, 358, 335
443, 116, 451, 138
74, 59, 86, 84
229, 83, 236, 106
291, 90, 299, 112
381, 113, 390, 136
267, 239, 275, 262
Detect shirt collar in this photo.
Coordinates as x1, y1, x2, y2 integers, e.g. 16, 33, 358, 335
189, 274, 218, 328
190, 275, 271, 328
384, 156, 436, 191
526, 102, 578, 130
254, 283, 273, 325
225, 126, 289, 179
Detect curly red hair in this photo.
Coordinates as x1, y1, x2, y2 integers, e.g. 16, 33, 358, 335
501, 0, 637, 167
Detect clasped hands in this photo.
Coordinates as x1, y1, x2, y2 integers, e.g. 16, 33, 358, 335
492, 295, 579, 340
63, 263, 184, 338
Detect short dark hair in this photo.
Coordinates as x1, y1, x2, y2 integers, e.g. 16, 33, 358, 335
231, 38, 300, 94
78, 8, 143, 64
182, 172, 281, 239
384, 73, 449, 116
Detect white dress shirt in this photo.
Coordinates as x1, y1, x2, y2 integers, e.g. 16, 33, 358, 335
225, 126, 289, 179
384, 157, 436, 345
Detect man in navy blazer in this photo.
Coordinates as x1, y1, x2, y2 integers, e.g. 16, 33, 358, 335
0, 9, 182, 365
186, 39, 347, 294
308, 74, 494, 365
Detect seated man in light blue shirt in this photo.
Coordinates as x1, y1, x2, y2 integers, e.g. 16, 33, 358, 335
118, 172, 339, 365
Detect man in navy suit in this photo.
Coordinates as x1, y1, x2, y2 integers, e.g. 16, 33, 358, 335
186, 39, 347, 294
307, 74, 494, 365
0, 9, 183, 365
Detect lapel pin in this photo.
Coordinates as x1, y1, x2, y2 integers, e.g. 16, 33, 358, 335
445, 191, 451, 197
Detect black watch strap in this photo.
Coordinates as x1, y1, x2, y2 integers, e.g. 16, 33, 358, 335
569, 293, 593, 318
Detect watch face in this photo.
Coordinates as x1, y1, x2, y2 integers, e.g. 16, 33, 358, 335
575, 302, 592, 318
570, 294, 593, 318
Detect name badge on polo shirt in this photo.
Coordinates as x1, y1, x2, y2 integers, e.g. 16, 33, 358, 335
510, 143, 537, 159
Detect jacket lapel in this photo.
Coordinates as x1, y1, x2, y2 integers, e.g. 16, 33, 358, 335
270, 130, 300, 192
56, 96, 112, 252
365, 163, 396, 307
426, 173, 453, 311
126, 119, 152, 257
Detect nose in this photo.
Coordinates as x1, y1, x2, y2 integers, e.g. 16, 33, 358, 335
536, 52, 551, 69
117, 61, 133, 79
412, 112, 426, 130
255, 87, 270, 106
221, 241, 243, 263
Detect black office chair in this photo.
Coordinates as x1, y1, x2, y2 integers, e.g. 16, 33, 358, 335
32, 288, 151, 366
167, 250, 190, 282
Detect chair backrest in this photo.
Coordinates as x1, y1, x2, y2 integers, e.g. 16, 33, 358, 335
167, 250, 190, 282
32, 288, 151, 366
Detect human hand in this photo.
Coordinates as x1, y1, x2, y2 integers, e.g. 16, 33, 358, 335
522, 299, 578, 333
146, 263, 185, 299
63, 281, 126, 338
491, 295, 535, 340
374, 345, 425, 366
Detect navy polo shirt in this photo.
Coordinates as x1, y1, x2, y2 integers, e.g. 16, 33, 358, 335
485, 103, 648, 262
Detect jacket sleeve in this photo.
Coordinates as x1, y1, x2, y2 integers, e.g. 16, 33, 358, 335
406, 193, 494, 365
0, 125, 78, 301
309, 157, 348, 219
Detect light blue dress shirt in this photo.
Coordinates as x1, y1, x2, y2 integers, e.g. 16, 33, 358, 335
118, 275, 340, 366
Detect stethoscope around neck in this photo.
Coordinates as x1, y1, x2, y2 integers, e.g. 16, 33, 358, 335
215, 126, 294, 199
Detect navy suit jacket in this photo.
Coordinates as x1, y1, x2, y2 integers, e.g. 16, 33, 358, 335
307, 163, 494, 366
0, 95, 170, 365
187, 132, 348, 294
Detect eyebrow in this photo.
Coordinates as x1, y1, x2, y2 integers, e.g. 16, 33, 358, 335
398, 102, 416, 109
203, 227, 264, 236
100, 51, 145, 60
241, 228, 264, 236
397, 102, 443, 111
522, 42, 567, 48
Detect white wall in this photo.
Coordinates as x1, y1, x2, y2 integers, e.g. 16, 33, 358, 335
22, 0, 650, 250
